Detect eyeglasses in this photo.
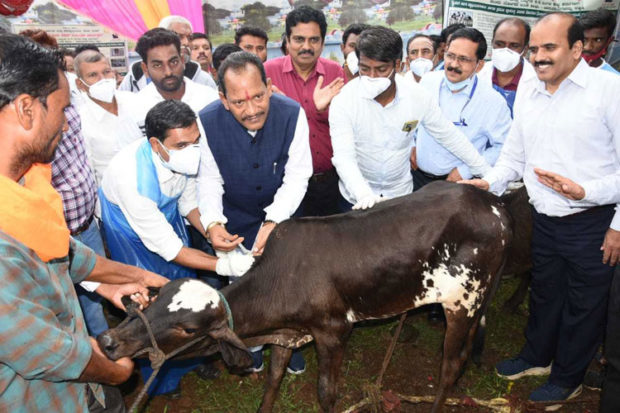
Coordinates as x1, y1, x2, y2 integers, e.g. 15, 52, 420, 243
444, 52, 477, 65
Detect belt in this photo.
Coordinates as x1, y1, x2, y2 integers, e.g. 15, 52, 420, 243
72, 213, 95, 236
534, 204, 614, 221
417, 169, 448, 181
309, 168, 337, 183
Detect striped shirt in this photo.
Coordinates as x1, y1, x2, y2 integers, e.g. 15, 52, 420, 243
52, 105, 97, 234
0, 233, 101, 412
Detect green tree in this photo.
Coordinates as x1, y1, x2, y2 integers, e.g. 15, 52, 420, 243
241, 2, 279, 33
386, 0, 416, 26
433, 1, 443, 22
33, 2, 77, 24
293, 0, 327, 9
203, 3, 231, 35
339, 7, 368, 26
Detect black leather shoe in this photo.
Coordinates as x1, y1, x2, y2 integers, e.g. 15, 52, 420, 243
194, 363, 221, 380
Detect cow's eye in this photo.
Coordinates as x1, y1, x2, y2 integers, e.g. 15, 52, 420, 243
183, 328, 197, 335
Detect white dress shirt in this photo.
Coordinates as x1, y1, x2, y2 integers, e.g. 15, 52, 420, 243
484, 59, 620, 230
135, 77, 219, 134
415, 71, 511, 179
198, 106, 312, 228
400, 71, 418, 84
329, 75, 491, 205
119, 60, 217, 92
101, 140, 199, 261
77, 91, 144, 185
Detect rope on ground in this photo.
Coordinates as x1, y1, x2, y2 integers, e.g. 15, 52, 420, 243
341, 394, 512, 413
342, 392, 601, 413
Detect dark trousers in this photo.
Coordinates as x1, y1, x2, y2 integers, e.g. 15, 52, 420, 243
87, 384, 125, 413
519, 206, 615, 388
601, 266, 620, 412
298, 168, 341, 217
411, 168, 446, 192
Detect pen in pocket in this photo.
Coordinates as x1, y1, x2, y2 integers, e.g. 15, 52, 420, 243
273, 162, 277, 174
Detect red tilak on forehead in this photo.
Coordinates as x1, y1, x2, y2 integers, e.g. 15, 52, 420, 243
245, 90, 251, 100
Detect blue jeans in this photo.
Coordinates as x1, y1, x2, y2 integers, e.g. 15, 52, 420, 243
73, 218, 109, 337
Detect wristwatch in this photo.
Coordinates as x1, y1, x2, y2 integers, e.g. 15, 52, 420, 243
206, 221, 225, 239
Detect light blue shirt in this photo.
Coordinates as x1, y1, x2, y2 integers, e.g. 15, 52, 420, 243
600, 60, 619, 75
415, 70, 512, 179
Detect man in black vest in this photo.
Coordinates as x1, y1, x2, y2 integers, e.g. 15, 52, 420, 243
197, 51, 312, 374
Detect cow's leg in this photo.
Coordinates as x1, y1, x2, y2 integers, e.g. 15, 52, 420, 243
313, 324, 352, 413
432, 310, 479, 413
470, 315, 486, 366
503, 271, 531, 312
258, 345, 292, 413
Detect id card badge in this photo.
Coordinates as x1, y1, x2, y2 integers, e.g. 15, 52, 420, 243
402, 120, 418, 132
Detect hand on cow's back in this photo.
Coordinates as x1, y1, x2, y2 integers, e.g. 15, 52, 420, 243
458, 178, 490, 191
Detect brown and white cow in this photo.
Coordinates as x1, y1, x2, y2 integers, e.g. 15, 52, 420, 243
98, 181, 513, 413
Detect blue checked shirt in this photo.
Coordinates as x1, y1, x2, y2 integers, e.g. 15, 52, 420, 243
0, 233, 102, 412
52, 105, 97, 234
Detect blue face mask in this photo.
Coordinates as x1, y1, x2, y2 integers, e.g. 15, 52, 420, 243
444, 61, 479, 92
444, 73, 473, 91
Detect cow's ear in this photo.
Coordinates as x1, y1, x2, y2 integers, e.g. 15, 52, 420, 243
209, 327, 252, 370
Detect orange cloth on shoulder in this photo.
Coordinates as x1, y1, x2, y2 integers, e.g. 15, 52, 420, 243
0, 163, 70, 262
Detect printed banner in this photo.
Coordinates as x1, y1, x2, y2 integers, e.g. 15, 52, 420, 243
443, 0, 619, 59
4, 0, 130, 73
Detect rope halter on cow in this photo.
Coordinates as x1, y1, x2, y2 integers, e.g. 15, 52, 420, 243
120, 292, 235, 412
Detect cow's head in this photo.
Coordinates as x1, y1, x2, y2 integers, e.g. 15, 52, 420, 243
97, 278, 252, 370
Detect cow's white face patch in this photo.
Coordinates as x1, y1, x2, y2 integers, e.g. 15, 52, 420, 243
168, 280, 220, 313
473, 248, 478, 255
414, 263, 481, 317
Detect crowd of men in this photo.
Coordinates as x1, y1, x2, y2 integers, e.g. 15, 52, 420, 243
0, 5, 618, 412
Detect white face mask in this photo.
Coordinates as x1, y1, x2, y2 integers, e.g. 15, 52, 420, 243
410, 58, 434, 77
81, 77, 116, 103
359, 69, 393, 98
346, 52, 359, 75
491, 47, 522, 73
158, 143, 201, 175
